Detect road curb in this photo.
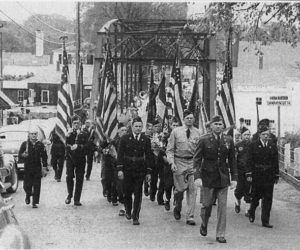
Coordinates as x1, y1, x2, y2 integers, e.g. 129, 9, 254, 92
280, 169, 300, 191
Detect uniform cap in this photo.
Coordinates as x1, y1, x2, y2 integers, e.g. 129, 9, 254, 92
240, 127, 250, 135
183, 109, 193, 118
210, 115, 223, 123
132, 116, 142, 125
118, 122, 125, 129
258, 125, 269, 133
258, 118, 270, 128
152, 119, 160, 126
72, 115, 80, 122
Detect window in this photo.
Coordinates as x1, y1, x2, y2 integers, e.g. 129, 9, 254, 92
270, 120, 275, 124
17, 90, 24, 102
245, 119, 251, 126
41, 90, 49, 103
256, 97, 262, 105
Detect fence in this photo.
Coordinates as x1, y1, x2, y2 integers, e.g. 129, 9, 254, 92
278, 142, 300, 189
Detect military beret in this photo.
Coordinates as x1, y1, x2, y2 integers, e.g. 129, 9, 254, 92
258, 125, 269, 133
205, 121, 211, 128
210, 115, 223, 123
132, 116, 143, 125
240, 126, 250, 135
72, 115, 80, 122
183, 109, 193, 118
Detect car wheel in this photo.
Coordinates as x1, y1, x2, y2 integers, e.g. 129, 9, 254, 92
6, 162, 19, 193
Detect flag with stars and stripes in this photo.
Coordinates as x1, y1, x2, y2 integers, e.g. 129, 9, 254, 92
216, 31, 235, 133
55, 44, 74, 144
166, 81, 174, 118
171, 51, 184, 125
95, 47, 118, 142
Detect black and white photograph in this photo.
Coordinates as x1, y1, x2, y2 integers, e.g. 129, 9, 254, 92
0, 1, 299, 249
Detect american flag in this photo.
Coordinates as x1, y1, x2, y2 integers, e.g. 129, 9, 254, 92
55, 44, 74, 144
216, 32, 235, 130
166, 81, 174, 118
171, 52, 184, 125
95, 48, 118, 142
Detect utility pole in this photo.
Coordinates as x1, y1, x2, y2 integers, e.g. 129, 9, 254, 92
75, 2, 82, 109
0, 22, 5, 91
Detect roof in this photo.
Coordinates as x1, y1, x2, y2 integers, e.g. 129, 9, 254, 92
2, 64, 94, 87
233, 41, 300, 89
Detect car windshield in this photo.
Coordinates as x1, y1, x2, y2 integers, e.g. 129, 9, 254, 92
0, 132, 28, 141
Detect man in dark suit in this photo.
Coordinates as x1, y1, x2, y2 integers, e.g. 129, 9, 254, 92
246, 126, 279, 228
50, 130, 65, 182
65, 115, 89, 206
83, 119, 96, 181
193, 115, 237, 243
117, 117, 152, 225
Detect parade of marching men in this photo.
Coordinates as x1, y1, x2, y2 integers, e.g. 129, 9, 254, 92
0, 1, 299, 249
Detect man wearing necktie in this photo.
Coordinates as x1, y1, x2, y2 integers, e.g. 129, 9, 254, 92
166, 110, 201, 226
117, 117, 152, 225
193, 115, 237, 243
246, 125, 279, 228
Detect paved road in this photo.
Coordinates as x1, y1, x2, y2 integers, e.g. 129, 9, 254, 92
8, 163, 300, 249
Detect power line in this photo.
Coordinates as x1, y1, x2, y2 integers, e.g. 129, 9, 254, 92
0, 9, 75, 45
16, 1, 76, 35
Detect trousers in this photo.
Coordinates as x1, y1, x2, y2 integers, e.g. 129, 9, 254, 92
51, 154, 64, 180
85, 153, 94, 179
23, 171, 41, 204
66, 157, 86, 202
173, 174, 196, 219
201, 187, 228, 238
123, 171, 144, 220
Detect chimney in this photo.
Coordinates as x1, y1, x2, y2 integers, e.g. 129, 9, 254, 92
35, 30, 44, 57
56, 61, 60, 71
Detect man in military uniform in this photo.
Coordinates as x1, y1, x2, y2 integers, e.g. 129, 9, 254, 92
117, 117, 152, 225
246, 126, 279, 228
234, 127, 252, 216
65, 115, 89, 206
19, 126, 48, 208
166, 110, 201, 226
252, 118, 277, 144
83, 119, 96, 181
193, 115, 237, 243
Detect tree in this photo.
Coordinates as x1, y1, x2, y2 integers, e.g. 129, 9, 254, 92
81, 2, 188, 45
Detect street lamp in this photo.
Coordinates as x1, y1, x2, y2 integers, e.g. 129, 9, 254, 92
256, 97, 262, 127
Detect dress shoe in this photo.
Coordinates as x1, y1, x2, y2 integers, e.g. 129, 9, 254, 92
173, 207, 181, 220
32, 204, 38, 208
107, 196, 112, 203
249, 212, 255, 223
132, 219, 140, 225
216, 237, 227, 243
65, 197, 71, 205
56, 179, 61, 182
235, 203, 241, 213
86, 177, 90, 181
25, 196, 30, 205
119, 209, 125, 216
144, 190, 149, 197
262, 222, 273, 228
150, 196, 155, 202
164, 201, 170, 211
200, 224, 207, 236
125, 213, 132, 220
112, 202, 118, 206
186, 220, 196, 226
74, 201, 82, 206
245, 211, 250, 217
157, 201, 165, 206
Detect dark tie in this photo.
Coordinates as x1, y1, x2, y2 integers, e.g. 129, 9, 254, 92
186, 129, 191, 139
217, 135, 220, 145
135, 135, 138, 142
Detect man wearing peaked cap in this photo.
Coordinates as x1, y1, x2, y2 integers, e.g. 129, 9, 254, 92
193, 114, 237, 243
246, 122, 279, 228
252, 118, 277, 144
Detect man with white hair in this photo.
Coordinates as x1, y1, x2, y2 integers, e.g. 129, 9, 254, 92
18, 126, 48, 208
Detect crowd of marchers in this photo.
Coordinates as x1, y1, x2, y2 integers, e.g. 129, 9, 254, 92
18, 110, 279, 244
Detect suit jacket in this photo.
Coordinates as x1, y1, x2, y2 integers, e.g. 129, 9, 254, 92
193, 132, 237, 188
117, 133, 153, 175
246, 139, 279, 185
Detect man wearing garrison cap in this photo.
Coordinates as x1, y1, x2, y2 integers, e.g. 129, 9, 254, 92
193, 115, 237, 243
234, 127, 252, 216
166, 110, 202, 226
246, 123, 279, 228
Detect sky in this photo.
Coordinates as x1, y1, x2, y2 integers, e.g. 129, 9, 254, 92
0, 1, 208, 24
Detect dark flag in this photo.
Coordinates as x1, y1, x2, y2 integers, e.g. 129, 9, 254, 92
74, 61, 84, 112
188, 70, 208, 134
55, 44, 74, 144
95, 47, 118, 142
147, 69, 158, 123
